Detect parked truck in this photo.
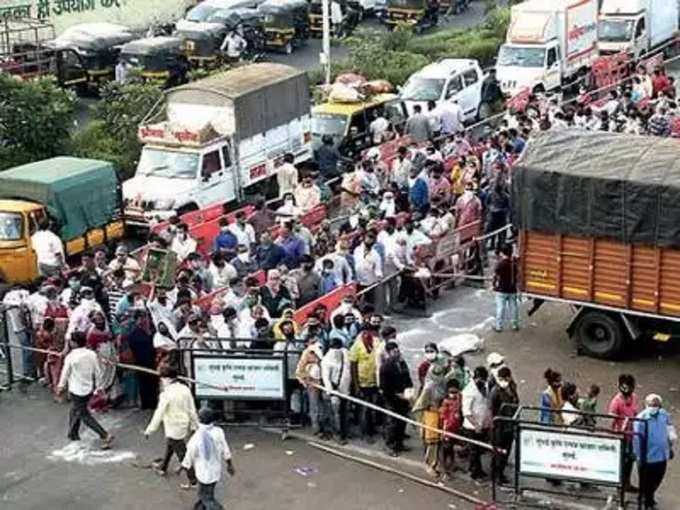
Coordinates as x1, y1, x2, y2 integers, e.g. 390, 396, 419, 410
598, 0, 679, 58
513, 129, 680, 360
123, 62, 312, 227
0, 157, 125, 284
496, 0, 599, 96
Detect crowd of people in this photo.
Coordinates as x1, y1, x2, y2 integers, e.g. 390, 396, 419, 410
3, 60, 679, 510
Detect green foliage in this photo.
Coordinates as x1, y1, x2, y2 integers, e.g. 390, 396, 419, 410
0, 75, 77, 170
69, 81, 162, 180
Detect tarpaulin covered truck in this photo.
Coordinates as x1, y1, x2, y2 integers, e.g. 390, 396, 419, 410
496, 0, 599, 96
513, 130, 680, 359
123, 62, 312, 227
0, 157, 124, 284
598, 0, 680, 58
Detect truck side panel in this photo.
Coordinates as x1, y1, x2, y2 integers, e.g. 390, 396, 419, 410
520, 230, 680, 318
650, 0, 679, 48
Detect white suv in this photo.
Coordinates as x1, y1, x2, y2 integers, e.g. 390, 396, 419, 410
400, 58, 489, 122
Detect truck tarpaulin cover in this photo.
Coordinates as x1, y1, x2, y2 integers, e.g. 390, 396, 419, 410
165, 63, 309, 140
512, 129, 680, 247
0, 157, 119, 241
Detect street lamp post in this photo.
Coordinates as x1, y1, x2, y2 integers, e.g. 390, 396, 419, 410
321, 0, 331, 85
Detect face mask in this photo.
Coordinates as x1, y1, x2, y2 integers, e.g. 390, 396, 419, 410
69, 281, 80, 291
647, 406, 660, 416
424, 352, 437, 361
497, 380, 510, 389
238, 253, 250, 263
620, 386, 633, 396
285, 199, 294, 206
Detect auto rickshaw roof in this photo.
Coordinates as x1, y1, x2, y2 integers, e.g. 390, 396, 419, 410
212, 7, 264, 25
259, 0, 308, 13
121, 36, 184, 56
313, 93, 399, 116
49, 22, 135, 51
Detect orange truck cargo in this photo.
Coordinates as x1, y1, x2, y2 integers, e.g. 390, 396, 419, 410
513, 130, 680, 359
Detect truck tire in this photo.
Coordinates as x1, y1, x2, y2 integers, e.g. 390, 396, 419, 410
573, 310, 628, 360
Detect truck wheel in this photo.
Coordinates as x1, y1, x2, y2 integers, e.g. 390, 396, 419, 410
573, 310, 628, 360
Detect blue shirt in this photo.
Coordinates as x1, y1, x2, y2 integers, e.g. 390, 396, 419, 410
214, 230, 238, 252
319, 273, 338, 295
634, 408, 672, 463
409, 177, 429, 211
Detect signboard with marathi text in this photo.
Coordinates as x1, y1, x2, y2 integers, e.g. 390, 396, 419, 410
519, 427, 623, 485
192, 355, 286, 400
0, 0, 194, 34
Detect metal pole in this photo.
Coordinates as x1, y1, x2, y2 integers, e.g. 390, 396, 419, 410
1, 306, 13, 389
321, 0, 331, 85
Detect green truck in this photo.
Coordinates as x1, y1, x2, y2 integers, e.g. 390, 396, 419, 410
0, 157, 125, 284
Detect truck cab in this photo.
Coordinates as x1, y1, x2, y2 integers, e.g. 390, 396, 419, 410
399, 59, 486, 121
497, 41, 562, 94
0, 202, 45, 284
598, 12, 647, 57
124, 133, 237, 225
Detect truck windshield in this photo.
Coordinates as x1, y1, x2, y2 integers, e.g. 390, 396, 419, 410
497, 45, 546, 68
0, 212, 23, 241
598, 19, 634, 43
401, 77, 445, 101
312, 114, 348, 136
137, 149, 199, 179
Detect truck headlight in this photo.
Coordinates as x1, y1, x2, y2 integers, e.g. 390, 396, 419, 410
154, 199, 175, 210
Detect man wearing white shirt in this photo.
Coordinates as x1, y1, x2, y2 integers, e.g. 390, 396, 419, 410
462, 366, 491, 481
229, 212, 256, 250
182, 408, 235, 508
65, 286, 102, 340
170, 223, 198, 263
353, 232, 384, 313
108, 244, 141, 282
145, 367, 199, 486
438, 98, 464, 135
31, 222, 65, 276
208, 253, 238, 289
57, 331, 113, 447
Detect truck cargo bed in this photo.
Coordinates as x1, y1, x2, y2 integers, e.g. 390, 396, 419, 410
520, 230, 680, 319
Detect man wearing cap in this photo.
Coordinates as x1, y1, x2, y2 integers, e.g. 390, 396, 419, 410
634, 394, 675, 509
108, 244, 141, 283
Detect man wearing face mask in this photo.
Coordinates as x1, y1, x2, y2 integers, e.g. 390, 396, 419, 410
231, 244, 256, 279
354, 233, 384, 314
634, 394, 675, 510
489, 366, 519, 484
66, 287, 102, 341
462, 366, 492, 481
214, 218, 238, 258
609, 374, 640, 492
294, 175, 322, 213
379, 342, 413, 457
170, 223, 197, 264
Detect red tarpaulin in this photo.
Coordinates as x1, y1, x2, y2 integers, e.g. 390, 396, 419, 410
293, 283, 357, 325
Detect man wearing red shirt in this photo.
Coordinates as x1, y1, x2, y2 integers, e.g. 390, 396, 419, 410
608, 373, 640, 491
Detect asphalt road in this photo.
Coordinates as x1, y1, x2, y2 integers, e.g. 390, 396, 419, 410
5, 283, 680, 509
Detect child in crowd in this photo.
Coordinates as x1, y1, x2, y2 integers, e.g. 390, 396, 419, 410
438, 379, 462, 480
579, 383, 600, 428
422, 398, 442, 478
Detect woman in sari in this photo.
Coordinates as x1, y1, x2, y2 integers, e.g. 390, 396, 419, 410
36, 317, 68, 401
86, 311, 122, 411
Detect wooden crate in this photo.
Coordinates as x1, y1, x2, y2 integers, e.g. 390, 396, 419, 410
520, 230, 680, 318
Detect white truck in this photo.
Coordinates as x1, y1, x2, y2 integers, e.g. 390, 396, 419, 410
399, 59, 490, 121
598, 0, 679, 58
123, 63, 312, 226
496, 0, 599, 96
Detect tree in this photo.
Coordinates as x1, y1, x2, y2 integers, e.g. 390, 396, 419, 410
69, 81, 163, 180
0, 75, 76, 170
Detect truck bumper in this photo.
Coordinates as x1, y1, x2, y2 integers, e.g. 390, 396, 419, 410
124, 208, 176, 228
